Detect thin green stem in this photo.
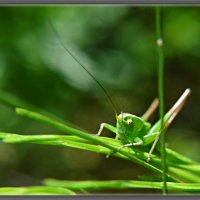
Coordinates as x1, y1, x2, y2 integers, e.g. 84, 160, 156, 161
156, 6, 167, 194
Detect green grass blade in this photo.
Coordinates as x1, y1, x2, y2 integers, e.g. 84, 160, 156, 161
168, 167, 200, 183
1, 131, 199, 183
175, 164, 200, 174
15, 107, 166, 177
43, 179, 200, 193
166, 148, 198, 165
0, 186, 75, 195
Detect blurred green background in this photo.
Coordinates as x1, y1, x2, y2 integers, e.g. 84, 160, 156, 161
0, 6, 199, 193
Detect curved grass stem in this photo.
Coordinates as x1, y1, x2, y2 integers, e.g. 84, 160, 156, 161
1, 131, 199, 183
15, 107, 175, 181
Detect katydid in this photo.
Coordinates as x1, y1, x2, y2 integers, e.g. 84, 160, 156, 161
50, 22, 191, 161
97, 88, 191, 161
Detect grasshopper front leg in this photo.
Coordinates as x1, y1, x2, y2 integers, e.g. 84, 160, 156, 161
96, 123, 118, 138
96, 123, 119, 158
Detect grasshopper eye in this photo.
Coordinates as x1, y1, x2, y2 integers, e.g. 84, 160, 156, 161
127, 119, 133, 125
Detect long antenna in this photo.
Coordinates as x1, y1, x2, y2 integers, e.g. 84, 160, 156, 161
49, 20, 118, 116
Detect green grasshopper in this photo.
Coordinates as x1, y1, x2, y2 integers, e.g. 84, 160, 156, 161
50, 22, 191, 161
96, 88, 191, 161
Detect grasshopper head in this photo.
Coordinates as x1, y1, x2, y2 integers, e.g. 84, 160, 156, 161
116, 112, 151, 141
117, 112, 134, 125
116, 112, 137, 141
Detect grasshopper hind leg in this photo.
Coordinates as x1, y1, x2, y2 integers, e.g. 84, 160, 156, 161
142, 131, 160, 162
146, 133, 160, 162
146, 88, 191, 162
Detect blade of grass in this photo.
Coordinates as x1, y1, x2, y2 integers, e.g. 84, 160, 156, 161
166, 148, 198, 165
1, 131, 199, 182
0, 186, 75, 195
174, 164, 200, 174
14, 107, 173, 180
1, 131, 198, 166
43, 179, 200, 193
168, 167, 200, 183
0, 132, 162, 165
